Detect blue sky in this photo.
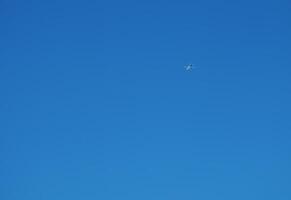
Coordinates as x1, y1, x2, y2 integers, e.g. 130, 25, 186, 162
1, 0, 291, 199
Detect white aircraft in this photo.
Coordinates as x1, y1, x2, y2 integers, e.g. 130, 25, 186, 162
184, 64, 195, 71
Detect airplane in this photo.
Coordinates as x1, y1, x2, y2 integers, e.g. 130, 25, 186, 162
184, 64, 195, 71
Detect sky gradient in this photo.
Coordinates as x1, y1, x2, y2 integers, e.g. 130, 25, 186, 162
1, 0, 291, 199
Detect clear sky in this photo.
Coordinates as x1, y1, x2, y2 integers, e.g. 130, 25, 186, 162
1, 0, 291, 199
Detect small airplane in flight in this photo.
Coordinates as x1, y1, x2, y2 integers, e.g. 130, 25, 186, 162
184, 64, 195, 71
